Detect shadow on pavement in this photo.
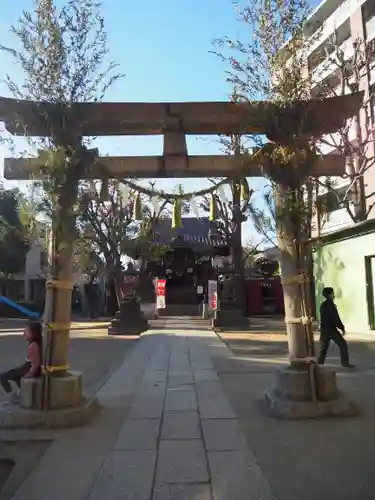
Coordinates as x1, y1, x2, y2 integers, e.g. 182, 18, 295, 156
211, 326, 375, 500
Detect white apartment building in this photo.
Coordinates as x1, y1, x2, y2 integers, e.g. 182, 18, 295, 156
12, 226, 49, 302
302, 0, 375, 235
12, 226, 92, 303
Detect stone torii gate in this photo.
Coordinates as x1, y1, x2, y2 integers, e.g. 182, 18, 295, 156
0, 91, 363, 425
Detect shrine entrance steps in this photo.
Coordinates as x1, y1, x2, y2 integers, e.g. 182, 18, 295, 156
157, 304, 200, 317
150, 316, 211, 331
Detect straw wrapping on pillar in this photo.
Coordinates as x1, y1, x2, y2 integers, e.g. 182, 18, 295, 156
133, 192, 142, 221
209, 194, 219, 221
240, 178, 250, 203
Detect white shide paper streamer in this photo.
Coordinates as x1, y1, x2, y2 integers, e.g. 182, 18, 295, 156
151, 196, 160, 216
218, 185, 228, 204
190, 198, 200, 218
120, 183, 130, 205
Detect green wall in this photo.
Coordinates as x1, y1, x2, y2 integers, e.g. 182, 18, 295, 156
314, 231, 375, 332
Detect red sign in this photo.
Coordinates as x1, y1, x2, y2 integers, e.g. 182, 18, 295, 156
211, 292, 217, 311
157, 279, 166, 296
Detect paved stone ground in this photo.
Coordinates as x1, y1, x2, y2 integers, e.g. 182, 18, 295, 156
5, 319, 274, 500
213, 322, 375, 500
0, 319, 138, 498
0, 319, 137, 402
3, 316, 375, 500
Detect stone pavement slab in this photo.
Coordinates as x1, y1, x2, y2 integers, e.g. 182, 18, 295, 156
202, 418, 247, 451
114, 418, 160, 450
156, 440, 209, 483
164, 387, 197, 411
129, 397, 164, 418
88, 450, 157, 500
167, 372, 193, 388
161, 411, 200, 439
193, 369, 219, 381
153, 483, 213, 500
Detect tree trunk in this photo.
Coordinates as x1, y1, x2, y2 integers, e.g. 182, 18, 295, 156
305, 180, 316, 317
274, 184, 309, 362
42, 157, 83, 409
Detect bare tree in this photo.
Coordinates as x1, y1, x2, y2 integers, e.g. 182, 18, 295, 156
214, 0, 328, 361
200, 171, 253, 313
78, 180, 176, 306
200, 178, 251, 245
0, 0, 123, 407
314, 36, 375, 223
247, 183, 277, 248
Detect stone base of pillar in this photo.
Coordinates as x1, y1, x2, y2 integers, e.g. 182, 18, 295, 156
140, 302, 157, 320
0, 371, 99, 429
20, 371, 83, 410
264, 366, 359, 419
108, 298, 148, 336
211, 309, 248, 328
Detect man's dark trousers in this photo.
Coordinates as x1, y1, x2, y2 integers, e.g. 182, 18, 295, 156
318, 328, 349, 366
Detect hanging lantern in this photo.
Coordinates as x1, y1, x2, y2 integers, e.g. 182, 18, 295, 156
133, 192, 142, 221
240, 178, 251, 203
209, 194, 219, 222
172, 199, 182, 229
100, 176, 109, 202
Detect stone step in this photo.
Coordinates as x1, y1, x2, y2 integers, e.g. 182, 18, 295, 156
157, 304, 200, 317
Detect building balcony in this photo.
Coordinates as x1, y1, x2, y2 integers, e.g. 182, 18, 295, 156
308, 0, 368, 55
316, 119, 357, 155
320, 207, 354, 234
311, 38, 353, 87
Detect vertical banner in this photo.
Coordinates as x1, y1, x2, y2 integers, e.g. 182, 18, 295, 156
156, 279, 166, 309
208, 280, 218, 311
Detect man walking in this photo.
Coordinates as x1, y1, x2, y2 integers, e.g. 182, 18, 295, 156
318, 287, 354, 368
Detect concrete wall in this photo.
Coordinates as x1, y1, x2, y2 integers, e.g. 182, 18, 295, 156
314, 231, 375, 332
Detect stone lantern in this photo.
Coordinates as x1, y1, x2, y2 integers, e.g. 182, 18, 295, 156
213, 266, 248, 327
108, 262, 148, 335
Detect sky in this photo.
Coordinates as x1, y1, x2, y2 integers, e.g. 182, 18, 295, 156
0, 0, 321, 244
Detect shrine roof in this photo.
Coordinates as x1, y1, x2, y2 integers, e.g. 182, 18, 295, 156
0, 92, 363, 137
153, 217, 226, 249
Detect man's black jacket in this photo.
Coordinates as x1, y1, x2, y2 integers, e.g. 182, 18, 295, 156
320, 299, 345, 334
